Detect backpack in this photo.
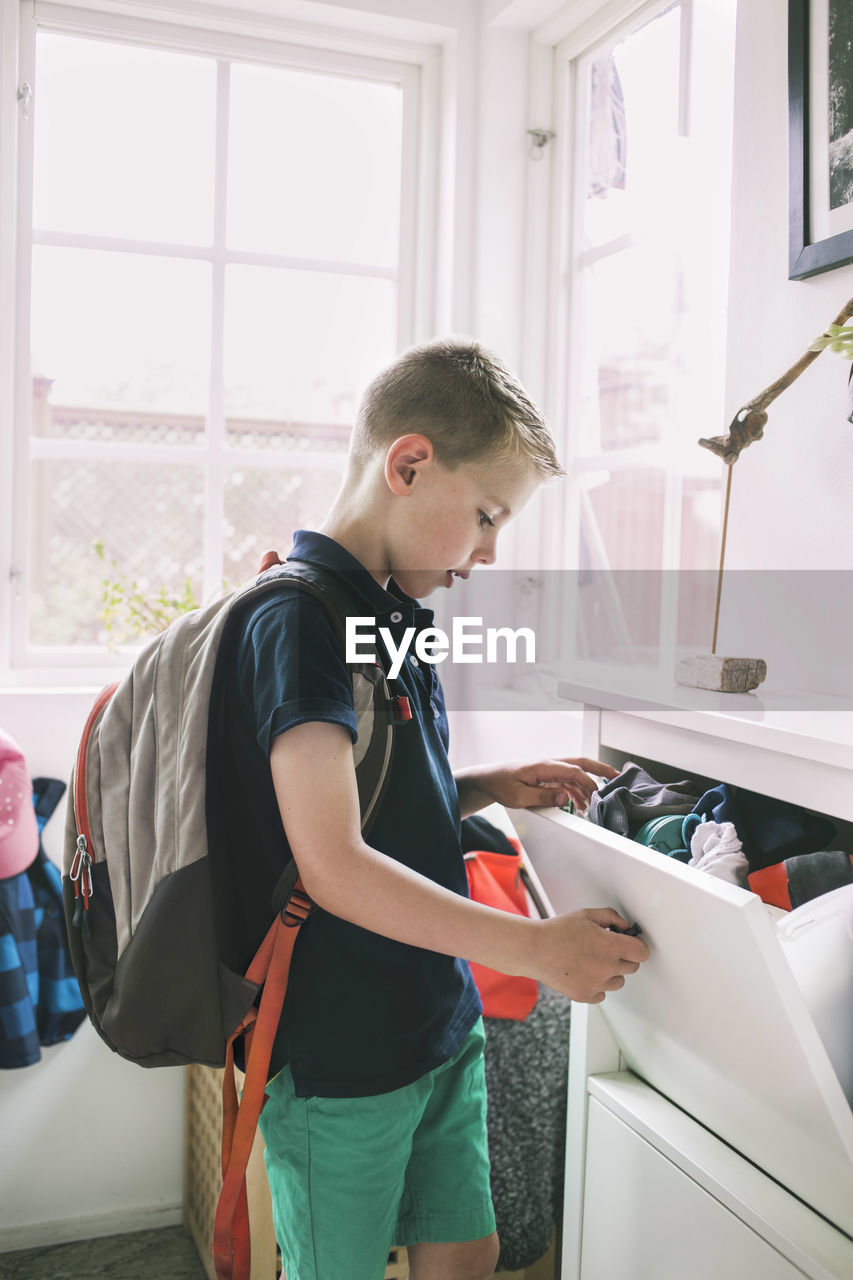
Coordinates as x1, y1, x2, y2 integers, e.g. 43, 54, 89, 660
62, 553, 409, 1280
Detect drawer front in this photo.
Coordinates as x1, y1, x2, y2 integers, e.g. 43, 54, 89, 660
508, 806, 853, 1238
581, 1099, 806, 1280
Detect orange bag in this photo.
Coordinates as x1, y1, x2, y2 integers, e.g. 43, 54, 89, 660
464, 842, 538, 1021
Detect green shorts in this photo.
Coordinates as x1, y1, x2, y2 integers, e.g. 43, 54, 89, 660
259, 1019, 496, 1280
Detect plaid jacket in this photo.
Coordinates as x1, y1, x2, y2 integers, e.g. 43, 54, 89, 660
0, 778, 85, 1069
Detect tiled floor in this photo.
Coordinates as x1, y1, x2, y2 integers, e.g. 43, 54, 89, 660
0, 1227, 208, 1280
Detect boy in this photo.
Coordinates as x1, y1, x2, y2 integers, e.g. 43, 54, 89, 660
220, 338, 648, 1280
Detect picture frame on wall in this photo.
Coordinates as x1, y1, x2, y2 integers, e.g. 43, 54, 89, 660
788, 0, 853, 279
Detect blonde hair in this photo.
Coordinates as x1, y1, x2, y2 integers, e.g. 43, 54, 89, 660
350, 337, 564, 478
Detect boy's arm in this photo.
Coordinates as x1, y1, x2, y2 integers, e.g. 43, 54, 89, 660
270, 721, 647, 1005
454, 758, 619, 820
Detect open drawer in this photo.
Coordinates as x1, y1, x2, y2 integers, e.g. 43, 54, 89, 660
508, 801, 853, 1241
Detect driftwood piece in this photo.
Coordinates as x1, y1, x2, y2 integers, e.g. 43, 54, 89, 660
699, 408, 768, 465
686, 298, 850, 694
699, 297, 853, 463
675, 655, 767, 693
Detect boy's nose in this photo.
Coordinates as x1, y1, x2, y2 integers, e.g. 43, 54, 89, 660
474, 540, 497, 567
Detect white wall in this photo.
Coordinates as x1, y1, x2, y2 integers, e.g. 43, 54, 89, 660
448, 708, 585, 773
0, 690, 185, 1248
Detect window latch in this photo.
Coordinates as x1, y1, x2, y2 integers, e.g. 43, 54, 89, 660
527, 128, 555, 160
17, 83, 32, 121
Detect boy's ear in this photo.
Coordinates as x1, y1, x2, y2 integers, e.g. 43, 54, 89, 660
385, 434, 434, 495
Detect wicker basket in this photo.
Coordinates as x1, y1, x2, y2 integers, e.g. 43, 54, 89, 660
184, 1063, 277, 1280
184, 1063, 409, 1280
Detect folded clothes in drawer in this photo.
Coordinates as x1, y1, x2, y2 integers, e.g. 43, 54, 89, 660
750, 848, 853, 909
590, 762, 851, 906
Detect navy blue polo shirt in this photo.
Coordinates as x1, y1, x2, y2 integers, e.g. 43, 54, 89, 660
218, 529, 482, 1098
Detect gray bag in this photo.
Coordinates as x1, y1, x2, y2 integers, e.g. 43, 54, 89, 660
62, 557, 402, 1067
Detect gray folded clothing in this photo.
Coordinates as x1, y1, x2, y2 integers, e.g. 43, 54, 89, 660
590, 763, 701, 838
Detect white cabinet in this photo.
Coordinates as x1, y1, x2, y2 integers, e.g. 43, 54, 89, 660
509, 680, 853, 1280
582, 1096, 805, 1280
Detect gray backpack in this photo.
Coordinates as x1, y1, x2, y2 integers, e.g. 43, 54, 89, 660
62, 555, 404, 1068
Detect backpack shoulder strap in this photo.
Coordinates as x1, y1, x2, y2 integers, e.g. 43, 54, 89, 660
247, 557, 359, 646
242, 556, 401, 839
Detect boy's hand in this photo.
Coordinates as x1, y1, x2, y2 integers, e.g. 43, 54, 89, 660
455, 758, 619, 819
271, 723, 646, 1006
526, 909, 649, 1004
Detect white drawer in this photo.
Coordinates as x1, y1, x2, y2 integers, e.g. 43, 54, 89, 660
508, 804, 853, 1242
583, 1073, 853, 1280
581, 1097, 808, 1280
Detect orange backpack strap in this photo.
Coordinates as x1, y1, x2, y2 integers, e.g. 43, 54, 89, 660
212, 550, 400, 1279
212, 881, 314, 1280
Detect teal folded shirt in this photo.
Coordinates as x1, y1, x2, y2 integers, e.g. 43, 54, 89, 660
634, 812, 702, 863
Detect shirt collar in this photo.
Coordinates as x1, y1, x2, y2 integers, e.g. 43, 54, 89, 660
287, 529, 433, 627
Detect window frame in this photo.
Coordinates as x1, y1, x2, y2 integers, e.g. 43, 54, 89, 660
2, 0, 442, 685
530, 0, 734, 686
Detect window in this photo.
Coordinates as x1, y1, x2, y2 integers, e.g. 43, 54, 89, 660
550, 0, 737, 674
9, 5, 428, 668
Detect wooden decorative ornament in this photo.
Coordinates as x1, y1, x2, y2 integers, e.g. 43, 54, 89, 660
676, 297, 853, 693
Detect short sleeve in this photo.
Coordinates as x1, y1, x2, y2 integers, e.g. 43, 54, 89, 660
236, 590, 358, 756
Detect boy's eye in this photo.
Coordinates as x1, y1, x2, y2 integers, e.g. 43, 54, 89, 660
478, 510, 494, 528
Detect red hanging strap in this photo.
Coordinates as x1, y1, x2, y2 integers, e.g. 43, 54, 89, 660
212, 880, 314, 1280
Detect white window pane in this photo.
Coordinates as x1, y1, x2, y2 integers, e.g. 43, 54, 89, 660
224, 466, 344, 583
581, 469, 666, 571
575, 248, 678, 454
29, 461, 204, 646
31, 378, 205, 445
676, 478, 722, 649
577, 470, 666, 665
224, 265, 395, 427
583, 7, 682, 250
33, 33, 216, 244
31, 246, 211, 421
227, 63, 403, 266
680, 477, 723, 572
226, 416, 351, 454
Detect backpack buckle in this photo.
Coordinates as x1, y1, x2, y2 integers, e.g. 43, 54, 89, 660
281, 887, 315, 928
